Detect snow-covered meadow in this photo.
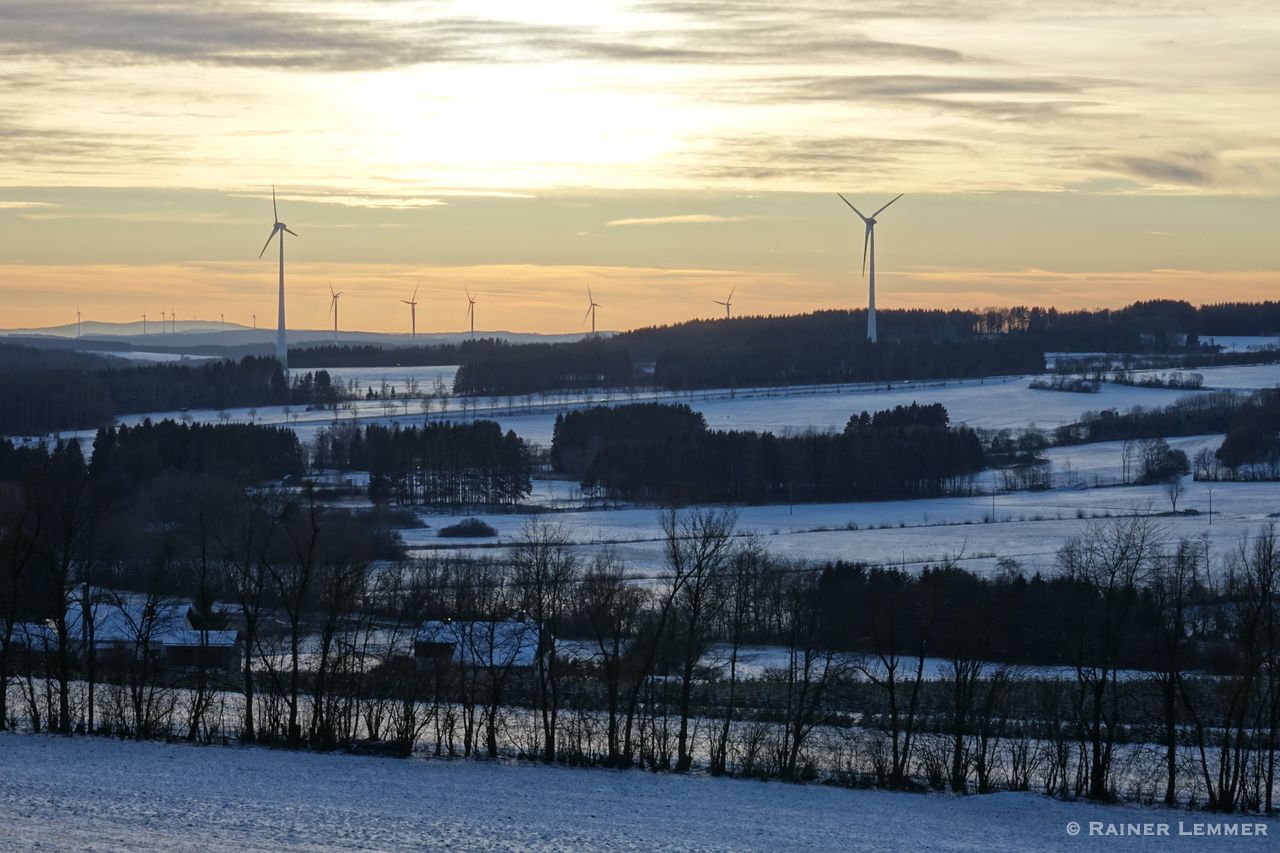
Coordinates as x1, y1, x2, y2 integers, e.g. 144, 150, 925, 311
408, 479, 1279, 575
1, 733, 1273, 852
18, 356, 1280, 578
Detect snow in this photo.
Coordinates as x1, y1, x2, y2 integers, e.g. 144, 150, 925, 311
1, 733, 1272, 851
83, 350, 218, 364
486, 375, 1198, 445
1204, 335, 1280, 353
1039, 435, 1224, 486
408, 480, 1280, 575
318, 364, 459, 391
1173, 363, 1279, 391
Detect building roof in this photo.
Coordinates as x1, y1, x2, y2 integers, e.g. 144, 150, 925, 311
416, 618, 544, 668
5, 590, 241, 651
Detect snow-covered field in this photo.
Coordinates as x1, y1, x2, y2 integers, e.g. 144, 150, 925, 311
84, 350, 218, 364
410, 479, 1279, 574
28, 372, 1221, 449
1, 733, 1272, 852
1171, 363, 1280, 391
1038, 434, 1224, 487
1205, 335, 1280, 353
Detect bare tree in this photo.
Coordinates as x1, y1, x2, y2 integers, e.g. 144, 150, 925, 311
580, 550, 645, 767
1059, 516, 1160, 801
219, 489, 286, 742
511, 519, 579, 763
664, 507, 737, 771
775, 572, 849, 780
1149, 538, 1204, 806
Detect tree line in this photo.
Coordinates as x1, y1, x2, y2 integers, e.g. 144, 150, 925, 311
0, 349, 343, 435
313, 421, 533, 506
551, 403, 985, 503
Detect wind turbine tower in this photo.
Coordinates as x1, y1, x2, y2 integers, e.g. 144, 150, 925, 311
584, 286, 602, 335
712, 284, 737, 319
75, 307, 81, 339
258, 186, 298, 367
141, 313, 147, 335
836, 192, 902, 344
327, 281, 343, 342
401, 283, 420, 338
465, 289, 477, 338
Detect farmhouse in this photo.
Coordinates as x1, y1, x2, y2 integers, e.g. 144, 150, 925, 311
414, 615, 547, 672
5, 591, 241, 673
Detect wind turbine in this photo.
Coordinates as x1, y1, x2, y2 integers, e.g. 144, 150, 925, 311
75, 307, 81, 339
220, 312, 225, 332
836, 192, 902, 344
465, 288, 477, 338
252, 312, 257, 330
141, 313, 147, 335
327, 280, 343, 342
170, 305, 175, 334
401, 283, 419, 338
584, 285, 602, 335
160, 310, 167, 333
258, 185, 297, 367
712, 284, 737, 319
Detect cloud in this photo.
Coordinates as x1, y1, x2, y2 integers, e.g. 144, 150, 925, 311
606, 214, 756, 227
682, 134, 968, 184
0, 1, 968, 72
0, 200, 54, 209
1094, 153, 1218, 186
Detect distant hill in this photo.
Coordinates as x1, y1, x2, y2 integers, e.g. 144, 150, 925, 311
0, 324, 590, 358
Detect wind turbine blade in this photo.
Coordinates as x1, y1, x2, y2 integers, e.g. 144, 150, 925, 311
583, 306, 593, 324
836, 193, 868, 222
862, 225, 871, 277
412, 283, 419, 302
329, 280, 334, 297
872, 193, 903, 218
258, 229, 278, 259
284, 228, 298, 237
272, 185, 278, 222
727, 284, 736, 302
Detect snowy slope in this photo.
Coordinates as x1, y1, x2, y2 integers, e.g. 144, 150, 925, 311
0, 733, 1273, 852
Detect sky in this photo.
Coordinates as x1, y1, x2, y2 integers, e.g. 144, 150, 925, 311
0, 0, 1277, 335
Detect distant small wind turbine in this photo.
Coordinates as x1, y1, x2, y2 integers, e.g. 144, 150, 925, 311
465, 288, 477, 338
75, 307, 81, 339
712, 284, 737, 319
170, 305, 175, 334
401, 283, 420, 338
252, 312, 257, 330
141, 313, 147, 335
258, 185, 298, 367
836, 192, 902, 344
327, 280, 343, 342
584, 285, 602, 335
220, 312, 225, 332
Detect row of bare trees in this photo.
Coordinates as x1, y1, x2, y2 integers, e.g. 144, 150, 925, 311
4, 454, 1278, 811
